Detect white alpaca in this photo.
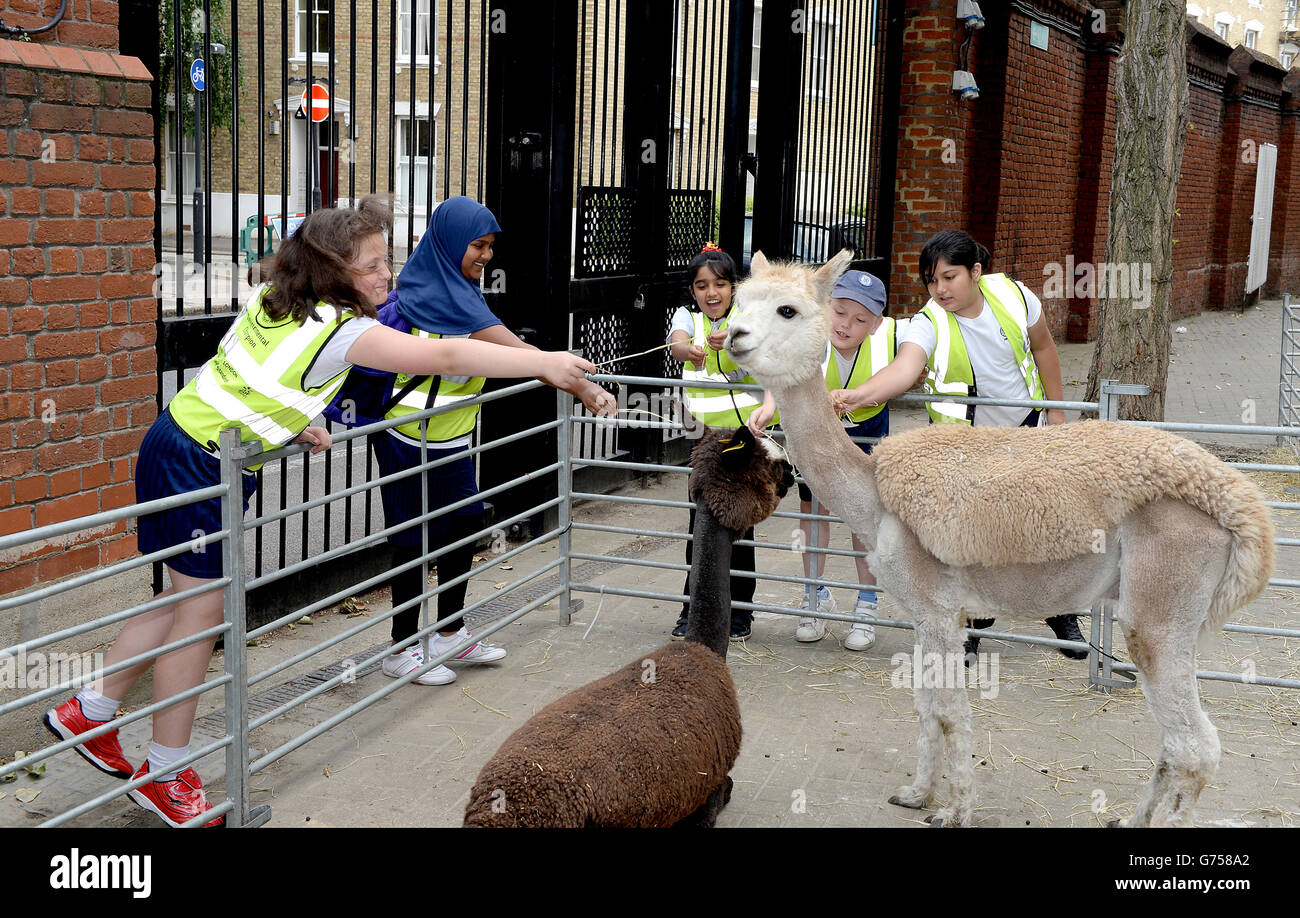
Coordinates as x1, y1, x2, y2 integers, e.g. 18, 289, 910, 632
725, 250, 1275, 827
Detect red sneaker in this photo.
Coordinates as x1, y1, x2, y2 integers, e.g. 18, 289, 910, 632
44, 698, 133, 780
128, 761, 225, 828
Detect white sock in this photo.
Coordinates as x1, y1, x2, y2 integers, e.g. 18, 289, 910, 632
147, 742, 190, 782
75, 688, 120, 723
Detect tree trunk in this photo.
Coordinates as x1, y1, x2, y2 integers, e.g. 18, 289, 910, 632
1083, 0, 1188, 420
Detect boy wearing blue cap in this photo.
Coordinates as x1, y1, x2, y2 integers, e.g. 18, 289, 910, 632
748, 270, 901, 650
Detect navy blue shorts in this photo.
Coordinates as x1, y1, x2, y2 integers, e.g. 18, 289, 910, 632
371, 433, 485, 548
136, 410, 259, 580
798, 409, 889, 504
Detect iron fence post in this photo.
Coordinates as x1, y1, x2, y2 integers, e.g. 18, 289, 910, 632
558, 385, 579, 626
219, 427, 268, 827
1281, 293, 1293, 449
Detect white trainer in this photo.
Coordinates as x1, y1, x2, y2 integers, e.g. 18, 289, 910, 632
381, 647, 456, 685
844, 599, 877, 651
794, 590, 836, 642
434, 626, 508, 663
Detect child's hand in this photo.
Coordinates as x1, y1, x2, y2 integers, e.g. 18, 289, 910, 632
830, 388, 871, 416
682, 343, 707, 364
1045, 408, 1067, 426
294, 426, 332, 454
540, 351, 597, 391
746, 402, 775, 436
705, 329, 729, 350
582, 385, 618, 417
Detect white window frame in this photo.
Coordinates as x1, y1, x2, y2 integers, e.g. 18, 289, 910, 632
161, 95, 197, 202
292, 0, 332, 62
1287, 0, 1299, 30
1245, 28, 1258, 49
750, 0, 762, 90
804, 14, 836, 101
396, 0, 433, 65
1215, 18, 1231, 41
394, 102, 439, 214
1283, 50, 1296, 68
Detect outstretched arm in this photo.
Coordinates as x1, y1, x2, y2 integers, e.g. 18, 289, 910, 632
745, 390, 778, 436
1027, 316, 1066, 425
346, 324, 595, 392
472, 324, 616, 416
831, 342, 928, 415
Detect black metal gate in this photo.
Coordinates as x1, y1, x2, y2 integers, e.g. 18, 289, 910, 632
148, 0, 901, 610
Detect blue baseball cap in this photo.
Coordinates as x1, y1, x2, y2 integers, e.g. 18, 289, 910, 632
831, 270, 887, 316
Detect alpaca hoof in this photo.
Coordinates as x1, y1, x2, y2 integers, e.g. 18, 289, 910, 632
927, 806, 967, 827
889, 785, 930, 809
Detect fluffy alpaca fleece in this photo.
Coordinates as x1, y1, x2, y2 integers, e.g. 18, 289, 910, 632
724, 248, 1279, 827
872, 421, 1274, 646
690, 429, 792, 531
463, 428, 791, 828
462, 641, 740, 827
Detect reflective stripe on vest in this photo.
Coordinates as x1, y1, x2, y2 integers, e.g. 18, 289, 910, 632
921, 273, 1045, 426
681, 305, 771, 428
169, 285, 353, 466
385, 328, 485, 445
823, 316, 896, 424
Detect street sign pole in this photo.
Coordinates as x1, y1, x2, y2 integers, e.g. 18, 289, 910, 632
191, 54, 206, 272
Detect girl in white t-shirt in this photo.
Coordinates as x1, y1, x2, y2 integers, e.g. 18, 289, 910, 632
837, 230, 1084, 659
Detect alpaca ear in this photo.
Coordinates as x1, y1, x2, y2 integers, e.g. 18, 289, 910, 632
750, 251, 770, 273
813, 248, 855, 302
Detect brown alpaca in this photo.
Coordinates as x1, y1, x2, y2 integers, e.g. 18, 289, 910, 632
725, 249, 1275, 827
463, 426, 793, 827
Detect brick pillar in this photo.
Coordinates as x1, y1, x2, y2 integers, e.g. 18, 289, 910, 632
0, 40, 155, 593
889, 0, 970, 316
1068, 24, 1122, 343
1269, 70, 1300, 296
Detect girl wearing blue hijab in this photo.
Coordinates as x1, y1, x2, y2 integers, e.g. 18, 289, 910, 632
373, 197, 615, 686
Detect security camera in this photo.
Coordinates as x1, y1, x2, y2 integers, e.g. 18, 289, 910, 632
952, 70, 980, 101
957, 0, 985, 29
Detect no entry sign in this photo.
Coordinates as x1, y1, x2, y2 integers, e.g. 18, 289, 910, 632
300, 84, 330, 124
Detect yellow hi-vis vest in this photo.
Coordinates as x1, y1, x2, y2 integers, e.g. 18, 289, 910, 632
681, 305, 772, 429
822, 316, 901, 424
920, 273, 1045, 426
384, 328, 485, 446
169, 285, 354, 468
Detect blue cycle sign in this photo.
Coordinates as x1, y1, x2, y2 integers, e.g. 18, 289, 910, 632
190, 59, 205, 91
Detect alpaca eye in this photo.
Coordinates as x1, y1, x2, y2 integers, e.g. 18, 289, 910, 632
777, 305, 797, 319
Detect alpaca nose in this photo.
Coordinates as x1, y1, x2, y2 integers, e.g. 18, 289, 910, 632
726, 325, 746, 348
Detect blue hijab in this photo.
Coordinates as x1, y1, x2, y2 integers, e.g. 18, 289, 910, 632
395, 196, 502, 335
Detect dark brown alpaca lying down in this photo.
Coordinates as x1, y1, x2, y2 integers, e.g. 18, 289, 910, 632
463, 427, 792, 827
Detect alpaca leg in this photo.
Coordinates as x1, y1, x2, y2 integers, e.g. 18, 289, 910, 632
889, 612, 964, 814
1116, 506, 1228, 828
673, 776, 733, 828
1123, 625, 1219, 828
927, 617, 976, 827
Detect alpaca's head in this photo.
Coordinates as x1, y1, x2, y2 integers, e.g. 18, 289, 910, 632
689, 425, 795, 532
725, 248, 856, 390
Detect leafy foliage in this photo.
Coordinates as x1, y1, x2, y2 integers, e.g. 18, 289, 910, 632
159, 0, 239, 133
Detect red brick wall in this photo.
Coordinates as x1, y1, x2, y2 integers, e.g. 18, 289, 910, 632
888, 0, 969, 315
893, 0, 1299, 334
992, 1, 1093, 343
0, 0, 119, 51
1174, 29, 1232, 322
1272, 71, 1300, 295
0, 40, 155, 592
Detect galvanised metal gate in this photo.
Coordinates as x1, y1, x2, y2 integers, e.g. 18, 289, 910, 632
145, 0, 903, 619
